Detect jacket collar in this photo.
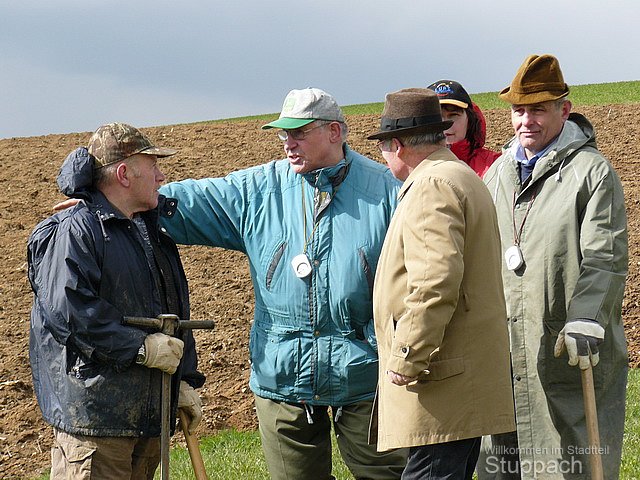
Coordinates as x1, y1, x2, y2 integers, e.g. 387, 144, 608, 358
300, 144, 353, 189
84, 190, 127, 221
84, 189, 176, 236
398, 147, 456, 201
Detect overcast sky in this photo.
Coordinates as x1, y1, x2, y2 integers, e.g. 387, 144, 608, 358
2, 0, 639, 139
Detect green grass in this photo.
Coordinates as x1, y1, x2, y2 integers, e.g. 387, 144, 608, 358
156, 430, 354, 480
201, 80, 640, 126
152, 368, 639, 479
157, 368, 639, 479
32, 368, 640, 480
472, 80, 640, 110
621, 368, 640, 477
37, 371, 639, 479
29, 368, 624, 479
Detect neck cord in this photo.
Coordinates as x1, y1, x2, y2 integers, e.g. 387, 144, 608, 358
302, 181, 319, 255
511, 189, 538, 246
301, 179, 341, 254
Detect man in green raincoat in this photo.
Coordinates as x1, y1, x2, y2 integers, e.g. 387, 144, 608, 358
477, 54, 628, 479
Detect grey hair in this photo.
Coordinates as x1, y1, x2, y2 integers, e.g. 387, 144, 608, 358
94, 156, 143, 188
338, 122, 349, 142
319, 120, 348, 142
398, 131, 446, 147
93, 162, 119, 189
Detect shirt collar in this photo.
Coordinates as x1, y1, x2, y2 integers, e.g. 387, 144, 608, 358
513, 139, 558, 167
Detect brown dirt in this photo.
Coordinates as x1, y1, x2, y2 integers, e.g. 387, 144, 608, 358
1, 106, 639, 478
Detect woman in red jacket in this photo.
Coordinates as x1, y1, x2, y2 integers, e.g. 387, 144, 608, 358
427, 80, 499, 177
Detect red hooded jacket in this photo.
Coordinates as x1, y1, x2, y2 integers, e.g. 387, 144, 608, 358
449, 103, 499, 178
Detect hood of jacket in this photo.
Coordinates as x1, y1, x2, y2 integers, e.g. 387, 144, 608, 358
57, 147, 94, 200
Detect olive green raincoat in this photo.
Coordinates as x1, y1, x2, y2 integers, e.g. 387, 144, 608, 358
478, 113, 628, 479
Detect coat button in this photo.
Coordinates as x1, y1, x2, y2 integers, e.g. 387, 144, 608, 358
514, 375, 522, 381
401, 347, 408, 354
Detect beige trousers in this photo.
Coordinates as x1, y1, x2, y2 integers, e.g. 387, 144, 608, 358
50, 428, 160, 480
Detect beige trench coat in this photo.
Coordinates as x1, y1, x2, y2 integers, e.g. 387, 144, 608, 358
372, 148, 516, 451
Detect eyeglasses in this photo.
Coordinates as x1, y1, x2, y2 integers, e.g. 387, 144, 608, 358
377, 138, 403, 152
377, 139, 393, 152
277, 122, 329, 142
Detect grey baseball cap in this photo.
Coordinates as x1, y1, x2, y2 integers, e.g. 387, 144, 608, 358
262, 88, 345, 130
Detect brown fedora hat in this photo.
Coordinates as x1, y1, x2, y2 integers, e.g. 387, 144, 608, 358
499, 54, 569, 105
367, 88, 453, 140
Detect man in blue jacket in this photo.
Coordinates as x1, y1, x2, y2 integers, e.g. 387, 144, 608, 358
29, 123, 204, 479
160, 88, 407, 479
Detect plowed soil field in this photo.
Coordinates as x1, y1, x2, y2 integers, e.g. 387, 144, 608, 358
1, 106, 639, 478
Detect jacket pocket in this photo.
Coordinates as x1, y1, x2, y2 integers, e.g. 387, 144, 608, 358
54, 433, 96, 475
265, 241, 287, 291
418, 356, 465, 382
358, 247, 374, 298
339, 333, 378, 400
62, 442, 96, 463
249, 319, 303, 396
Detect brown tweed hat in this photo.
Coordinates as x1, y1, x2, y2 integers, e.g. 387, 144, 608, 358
367, 88, 453, 140
499, 54, 570, 105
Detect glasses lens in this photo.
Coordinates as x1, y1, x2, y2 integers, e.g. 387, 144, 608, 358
289, 129, 305, 140
278, 128, 305, 141
278, 122, 329, 142
378, 139, 396, 152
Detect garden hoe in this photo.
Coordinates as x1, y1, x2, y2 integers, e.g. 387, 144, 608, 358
124, 314, 215, 480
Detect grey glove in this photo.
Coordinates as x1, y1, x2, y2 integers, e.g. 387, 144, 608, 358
554, 319, 604, 369
141, 333, 184, 374
178, 381, 203, 434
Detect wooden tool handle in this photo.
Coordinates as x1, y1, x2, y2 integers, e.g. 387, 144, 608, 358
581, 364, 603, 480
179, 409, 209, 480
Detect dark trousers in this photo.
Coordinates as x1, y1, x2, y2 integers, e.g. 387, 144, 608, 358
401, 437, 481, 480
254, 394, 406, 480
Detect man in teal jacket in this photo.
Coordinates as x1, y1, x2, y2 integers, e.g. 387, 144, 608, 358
160, 88, 407, 479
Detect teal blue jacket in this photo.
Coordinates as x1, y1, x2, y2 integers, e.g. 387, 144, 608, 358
159, 146, 400, 405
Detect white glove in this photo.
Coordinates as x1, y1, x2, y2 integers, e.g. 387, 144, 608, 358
142, 333, 184, 374
178, 381, 202, 434
554, 319, 605, 369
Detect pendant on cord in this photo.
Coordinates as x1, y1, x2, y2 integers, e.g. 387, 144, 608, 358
505, 245, 524, 271
291, 253, 312, 278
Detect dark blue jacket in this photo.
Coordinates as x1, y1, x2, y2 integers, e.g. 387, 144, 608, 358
28, 148, 204, 437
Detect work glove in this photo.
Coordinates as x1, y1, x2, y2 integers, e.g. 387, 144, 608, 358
142, 333, 184, 374
554, 319, 605, 370
178, 381, 202, 434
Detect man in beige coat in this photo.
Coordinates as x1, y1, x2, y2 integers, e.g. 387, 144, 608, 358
368, 88, 516, 479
